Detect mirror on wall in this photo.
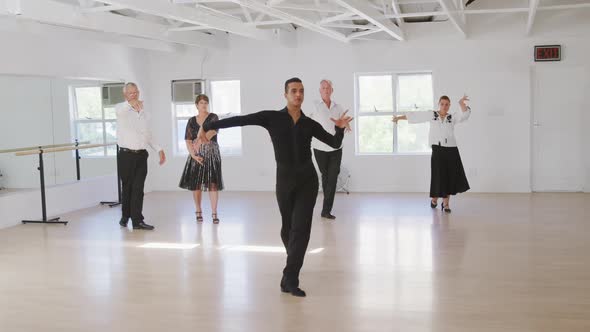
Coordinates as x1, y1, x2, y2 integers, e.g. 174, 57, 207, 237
0, 74, 124, 194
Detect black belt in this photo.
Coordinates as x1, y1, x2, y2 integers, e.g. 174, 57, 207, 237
120, 147, 147, 154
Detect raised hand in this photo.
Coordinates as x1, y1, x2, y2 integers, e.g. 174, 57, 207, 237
330, 110, 353, 129
459, 94, 470, 112
129, 100, 143, 112
459, 95, 469, 107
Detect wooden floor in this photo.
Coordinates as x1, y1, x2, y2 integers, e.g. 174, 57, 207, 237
0, 192, 588, 332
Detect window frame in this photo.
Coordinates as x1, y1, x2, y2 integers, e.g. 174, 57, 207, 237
354, 71, 434, 156
70, 84, 122, 158
171, 78, 243, 157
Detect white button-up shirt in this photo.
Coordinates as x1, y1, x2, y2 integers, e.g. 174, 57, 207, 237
309, 99, 346, 151
406, 108, 471, 147
115, 101, 161, 152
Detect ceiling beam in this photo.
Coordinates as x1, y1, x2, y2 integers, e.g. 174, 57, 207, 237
457, 0, 465, 23
436, 0, 466, 37
318, 12, 356, 24
271, 3, 347, 13
168, 25, 210, 32
230, 0, 349, 42
0, 17, 182, 52
391, 0, 404, 27
541, 3, 590, 11
248, 20, 291, 26
195, 3, 242, 21
1, 0, 226, 48
379, 3, 590, 18
347, 28, 382, 40
92, 0, 271, 40
526, 0, 540, 35
241, 5, 253, 23
322, 23, 380, 30
332, 0, 405, 41
81, 4, 127, 13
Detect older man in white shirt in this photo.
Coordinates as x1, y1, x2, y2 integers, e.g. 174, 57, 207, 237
309, 79, 349, 220
116, 82, 166, 230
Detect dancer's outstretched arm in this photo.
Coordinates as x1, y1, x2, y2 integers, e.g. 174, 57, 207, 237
394, 111, 432, 124
205, 113, 219, 140
392, 115, 407, 123
198, 111, 271, 142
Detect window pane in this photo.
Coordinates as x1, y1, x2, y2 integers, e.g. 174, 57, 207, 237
104, 107, 116, 120
76, 122, 104, 157
397, 74, 433, 112
177, 119, 189, 155
211, 80, 241, 116
358, 116, 393, 153
211, 80, 242, 155
218, 127, 242, 155
175, 104, 195, 117
358, 75, 393, 113
397, 122, 430, 153
75, 87, 103, 120
397, 74, 433, 153
105, 121, 117, 156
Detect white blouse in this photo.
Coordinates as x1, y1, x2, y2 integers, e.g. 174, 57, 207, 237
406, 107, 471, 147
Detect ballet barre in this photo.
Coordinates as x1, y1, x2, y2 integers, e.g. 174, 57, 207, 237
15, 143, 116, 225
0, 141, 90, 154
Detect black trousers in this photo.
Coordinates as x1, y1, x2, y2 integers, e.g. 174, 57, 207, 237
275, 162, 319, 288
313, 148, 342, 215
118, 149, 148, 225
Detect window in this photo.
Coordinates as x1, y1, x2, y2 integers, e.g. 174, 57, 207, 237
355, 73, 433, 154
172, 79, 242, 156
210, 80, 242, 155
71, 84, 123, 157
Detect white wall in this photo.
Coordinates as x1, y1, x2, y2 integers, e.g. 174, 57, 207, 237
146, 15, 590, 193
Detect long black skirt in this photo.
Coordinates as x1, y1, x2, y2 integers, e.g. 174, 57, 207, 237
430, 145, 470, 198
179, 142, 224, 191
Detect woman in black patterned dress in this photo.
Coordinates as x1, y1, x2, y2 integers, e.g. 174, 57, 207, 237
179, 94, 223, 223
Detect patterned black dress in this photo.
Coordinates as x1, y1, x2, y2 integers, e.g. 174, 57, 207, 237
178, 113, 224, 191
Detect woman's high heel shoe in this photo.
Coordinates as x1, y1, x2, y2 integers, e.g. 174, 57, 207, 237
441, 203, 451, 213
212, 213, 220, 224
430, 200, 437, 209
196, 211, 203, 223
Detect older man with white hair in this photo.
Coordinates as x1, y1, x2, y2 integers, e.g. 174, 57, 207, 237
309, 79, 349, 220
116, 82, 166, 230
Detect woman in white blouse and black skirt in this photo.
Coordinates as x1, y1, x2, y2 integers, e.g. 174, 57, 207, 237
393, 95, 471, 213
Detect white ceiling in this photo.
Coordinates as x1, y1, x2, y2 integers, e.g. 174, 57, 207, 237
1, 0, 589, 50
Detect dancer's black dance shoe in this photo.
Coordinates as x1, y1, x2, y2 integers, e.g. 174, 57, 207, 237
133, 222, 155, 230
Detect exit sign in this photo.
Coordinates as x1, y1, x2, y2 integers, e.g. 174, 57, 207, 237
535, 45, 561, 62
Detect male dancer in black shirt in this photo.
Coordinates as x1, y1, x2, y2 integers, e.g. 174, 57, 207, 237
199, 78, 352, 297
